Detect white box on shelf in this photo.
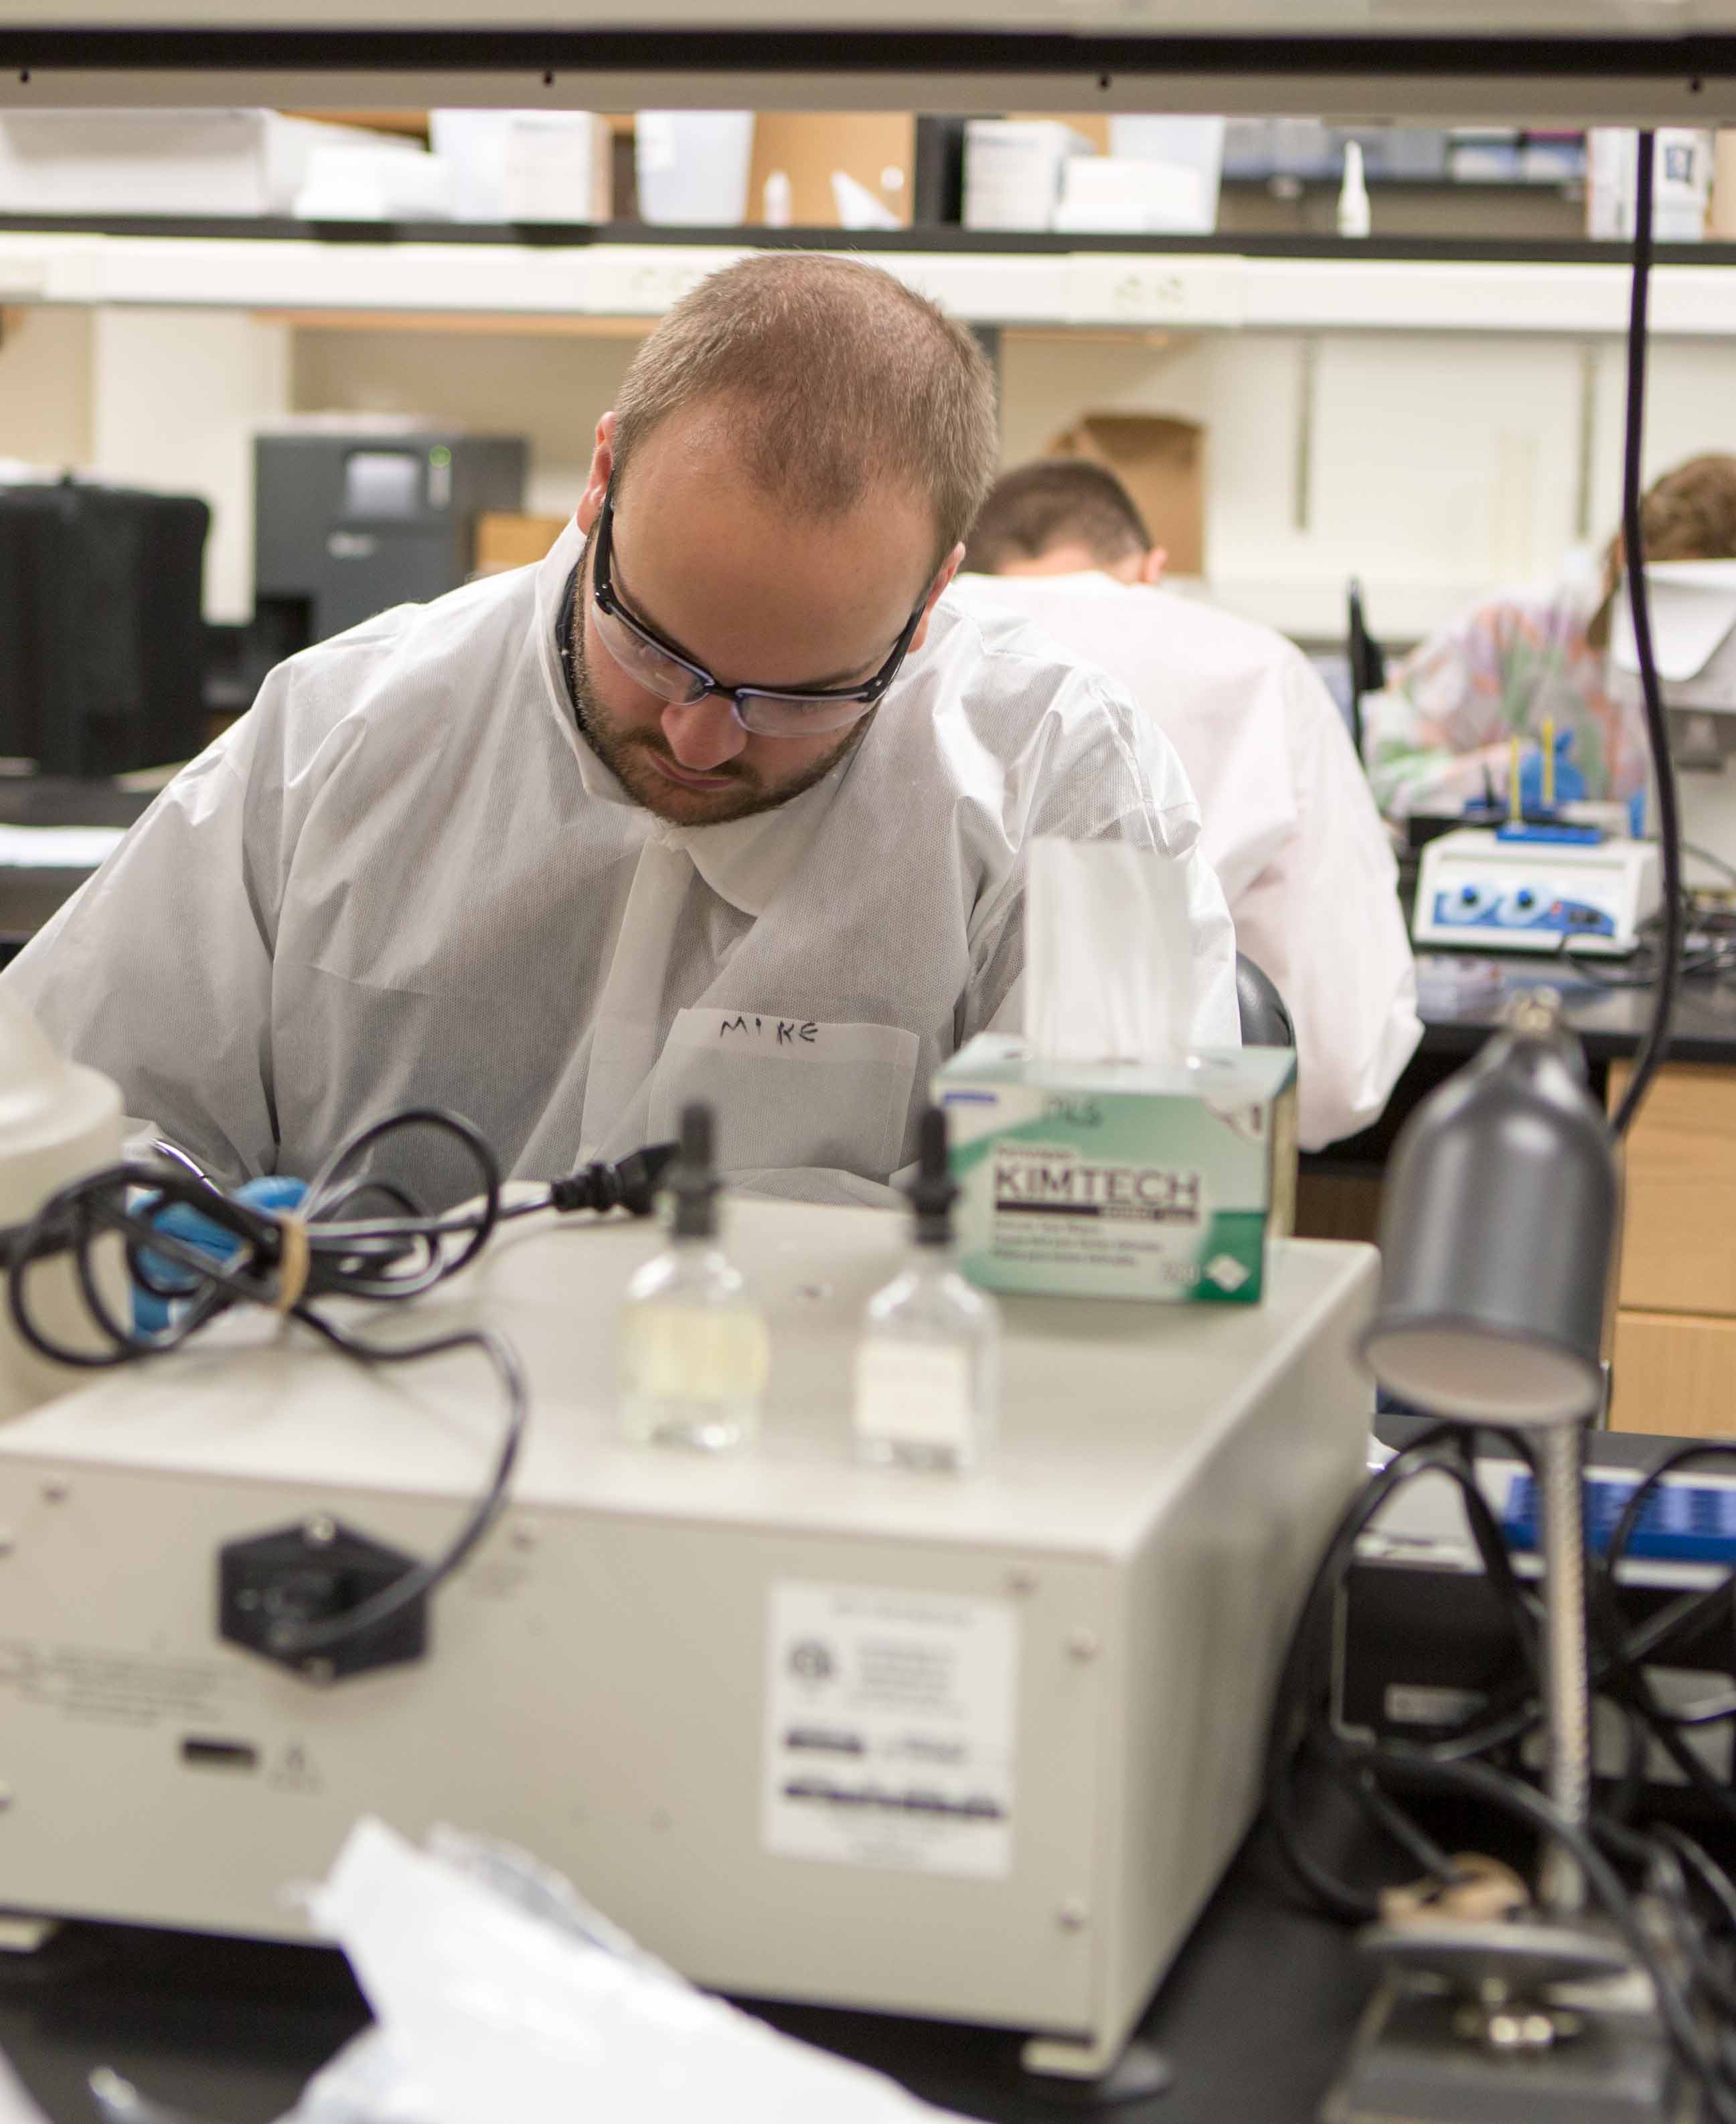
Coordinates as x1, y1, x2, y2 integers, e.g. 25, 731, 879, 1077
1106, 114, 1225, 233
1587, 127, 1711, 240
0, 109, 408, 219
963, 119, 1096, 233
430, 109, 612, 224
1054, 155, 1207, 236
635, 110, 754, 228
293, 141, 453, 224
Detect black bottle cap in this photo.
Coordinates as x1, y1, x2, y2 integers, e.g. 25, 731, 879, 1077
670, 1101, 721, 1240
909, 1106, 957, 1246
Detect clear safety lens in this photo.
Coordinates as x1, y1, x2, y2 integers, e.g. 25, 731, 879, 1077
732, 689, 876, 738
592, 600, 710, 707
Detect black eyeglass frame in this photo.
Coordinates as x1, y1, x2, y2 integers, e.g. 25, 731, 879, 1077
589, 482, 932, 737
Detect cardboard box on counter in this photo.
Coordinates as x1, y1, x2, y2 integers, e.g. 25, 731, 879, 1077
474, 511, 568, 574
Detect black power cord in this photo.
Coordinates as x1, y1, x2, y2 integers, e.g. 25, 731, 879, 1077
1, 1111, 674, 1362
1611, 127, 1686, 1143
1263, 1437, 1736, 2123
0, 1109, 673, 1665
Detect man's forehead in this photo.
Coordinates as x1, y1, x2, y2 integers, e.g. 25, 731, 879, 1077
609, 433, 937, 668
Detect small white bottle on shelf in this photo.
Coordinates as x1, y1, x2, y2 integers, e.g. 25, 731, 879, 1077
1337, 139, 1370, 240
854, 1107, 1000, 1473
762, 168, 794, 228
618, 1101, 768, 1453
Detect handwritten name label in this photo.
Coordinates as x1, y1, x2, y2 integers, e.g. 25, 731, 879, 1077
718, 1013, 819, 1048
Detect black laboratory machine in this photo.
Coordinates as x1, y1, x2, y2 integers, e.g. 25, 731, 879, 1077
0, 478, 210, 777
252, 428, 528, 661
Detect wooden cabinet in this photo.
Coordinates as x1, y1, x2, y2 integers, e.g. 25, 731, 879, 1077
1610, 1311, 1736, 1435
1609, 1062, 1736, 1435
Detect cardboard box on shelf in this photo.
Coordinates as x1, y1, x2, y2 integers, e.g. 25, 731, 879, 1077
1043, 413, 1204, 576
745, 112, 915, 226
474, 512, 568, 574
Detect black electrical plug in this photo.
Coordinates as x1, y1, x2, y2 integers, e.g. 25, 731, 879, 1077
549, 1142, 678, 1217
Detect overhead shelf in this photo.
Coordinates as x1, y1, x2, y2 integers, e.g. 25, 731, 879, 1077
2, 219, 1735, 335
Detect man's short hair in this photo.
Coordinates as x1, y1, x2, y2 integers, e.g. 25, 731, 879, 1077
611, 253, 999, 573
964, 459, 1152, 575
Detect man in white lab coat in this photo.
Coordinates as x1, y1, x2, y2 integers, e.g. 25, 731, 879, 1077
957, 459, 1419, 1149
3, 258, 1238, 1207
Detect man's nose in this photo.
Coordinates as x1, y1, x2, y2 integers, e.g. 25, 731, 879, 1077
659, 693, 749, 772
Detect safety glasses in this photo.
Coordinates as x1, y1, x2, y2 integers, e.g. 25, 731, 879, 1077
589, 483, 929, 738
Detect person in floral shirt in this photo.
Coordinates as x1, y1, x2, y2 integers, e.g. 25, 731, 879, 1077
1364, 455, 1736, 821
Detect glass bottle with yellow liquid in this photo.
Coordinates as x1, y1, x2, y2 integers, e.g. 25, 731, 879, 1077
617, 1101, 768, 1451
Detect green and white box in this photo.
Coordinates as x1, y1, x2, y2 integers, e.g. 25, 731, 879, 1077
935, 1035, 1298, 1304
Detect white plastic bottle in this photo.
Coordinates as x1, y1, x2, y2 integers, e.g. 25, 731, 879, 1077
854, 1107, 1000, 1473
762, 169, 794, 228
1337, 140, 1370, 240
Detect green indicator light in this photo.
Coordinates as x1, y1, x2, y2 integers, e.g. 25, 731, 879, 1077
429, 446, 452, 468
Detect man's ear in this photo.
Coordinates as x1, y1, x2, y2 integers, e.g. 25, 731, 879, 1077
910, 544, 966, 653
1141, 546, 1169, 586
576, 410, 617, 535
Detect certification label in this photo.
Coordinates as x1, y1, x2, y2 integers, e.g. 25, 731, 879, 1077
763, 1581, 1017, 1879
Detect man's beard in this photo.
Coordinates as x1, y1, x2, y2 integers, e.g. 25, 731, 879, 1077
567, 595, 872, 827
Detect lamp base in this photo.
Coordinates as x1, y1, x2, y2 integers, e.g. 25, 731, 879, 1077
1322, 1974, 1681, 2124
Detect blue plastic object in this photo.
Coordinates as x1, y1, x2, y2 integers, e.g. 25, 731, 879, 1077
1504, 1469, 1736, 1565
133, 1173, 309, 1332
1494, 821, 1603, 846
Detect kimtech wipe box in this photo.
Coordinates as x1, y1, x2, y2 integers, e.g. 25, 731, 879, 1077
935, 1035, 1297, 1303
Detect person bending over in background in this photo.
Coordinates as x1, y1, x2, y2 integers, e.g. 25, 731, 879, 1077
963, 457, 1170, 586
956, 458, 1419, 1151
1363, 453, 1736, 823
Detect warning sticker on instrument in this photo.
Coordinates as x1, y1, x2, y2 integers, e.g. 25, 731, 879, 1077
0, 1638, 230, 1729
763, 1581, 1017, 1879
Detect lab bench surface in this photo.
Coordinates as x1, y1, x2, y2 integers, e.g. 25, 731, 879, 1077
0, 1816, 1372, 2124
1412, 949, 1736, 1067
0, 779, 155, 952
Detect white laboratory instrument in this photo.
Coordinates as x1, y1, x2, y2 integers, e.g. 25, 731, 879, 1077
0, 991, 123, 1418
0, 1196, 1374, 2082
1612, 558, 1736, 869
1412, 827, 1662, 957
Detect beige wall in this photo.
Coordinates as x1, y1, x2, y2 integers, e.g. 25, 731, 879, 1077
1000, 327, 1736, 641
290, 326, 635, 520
0, 305, 92, 471
88, 308, 291, 623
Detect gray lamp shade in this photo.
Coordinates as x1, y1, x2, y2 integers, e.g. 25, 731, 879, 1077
1362, 1003, 1618, 1427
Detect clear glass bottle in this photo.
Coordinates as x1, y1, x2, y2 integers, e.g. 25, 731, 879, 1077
618, 1102, 768, 1451
854, 1107, 1000, 1473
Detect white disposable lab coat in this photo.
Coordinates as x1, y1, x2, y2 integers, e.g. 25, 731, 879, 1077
5, 519, 1239, 1208
947, 573, 1421, 1148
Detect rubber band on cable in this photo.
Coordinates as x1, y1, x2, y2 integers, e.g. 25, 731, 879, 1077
273, 1213, 311, 1314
